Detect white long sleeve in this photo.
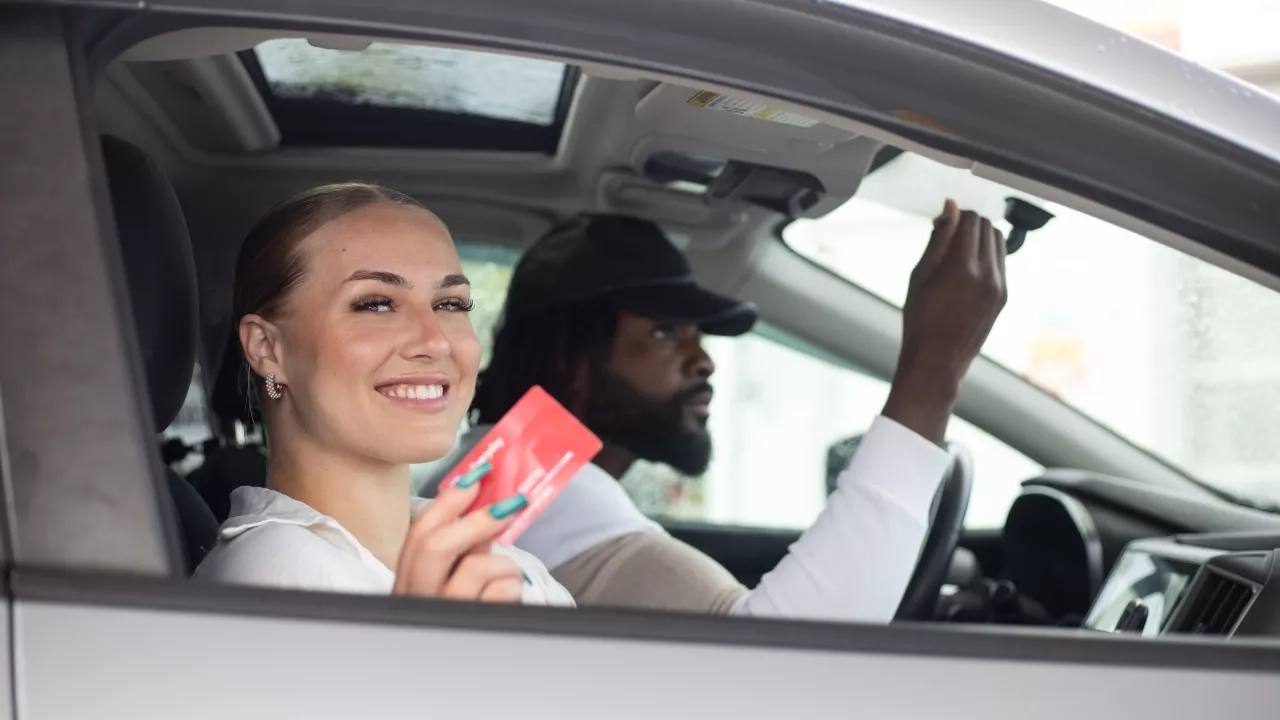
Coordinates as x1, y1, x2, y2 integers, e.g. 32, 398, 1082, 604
731, 416, 949, 622
436, 417, 948, 621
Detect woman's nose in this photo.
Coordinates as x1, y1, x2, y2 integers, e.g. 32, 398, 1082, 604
404, 310, 452, 360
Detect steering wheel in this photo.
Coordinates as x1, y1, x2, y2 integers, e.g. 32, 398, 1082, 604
894, 442, 974, 621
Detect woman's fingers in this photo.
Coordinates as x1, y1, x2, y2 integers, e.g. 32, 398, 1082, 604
478, 577, 525, 604
407, 462, 490, 539
419, 495, 528, 560
394, 493, 529, 596
441, 552, 524, 601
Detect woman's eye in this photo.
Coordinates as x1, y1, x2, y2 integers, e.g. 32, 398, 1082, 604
352, 296, 395, 313
435, 298, 476, 313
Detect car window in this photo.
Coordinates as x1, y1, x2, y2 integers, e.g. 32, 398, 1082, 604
162, 364, 215, 475
620, 330, 1042, 530
784, 151, 1280, 510
451, 243, 1041, 529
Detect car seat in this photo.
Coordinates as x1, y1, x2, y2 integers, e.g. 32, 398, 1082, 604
187, 333, 269, 524
102, 134, 219, 575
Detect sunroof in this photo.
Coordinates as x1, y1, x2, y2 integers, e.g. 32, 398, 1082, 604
244, 39, 578, 152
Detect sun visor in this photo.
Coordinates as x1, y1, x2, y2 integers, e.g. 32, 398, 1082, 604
636, 83, 859, 156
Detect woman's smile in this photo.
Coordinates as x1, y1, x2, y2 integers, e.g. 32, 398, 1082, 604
375, 374, 453, 413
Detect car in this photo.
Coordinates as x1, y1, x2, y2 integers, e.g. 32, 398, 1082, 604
3, 0, 1280, 717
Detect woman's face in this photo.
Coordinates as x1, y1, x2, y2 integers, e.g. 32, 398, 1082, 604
246, 203, 481, 465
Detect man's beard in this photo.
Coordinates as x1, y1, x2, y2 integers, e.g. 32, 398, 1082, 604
581, 369, 713, 476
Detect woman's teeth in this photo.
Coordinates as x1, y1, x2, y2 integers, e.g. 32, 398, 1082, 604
380, 384, 445, 400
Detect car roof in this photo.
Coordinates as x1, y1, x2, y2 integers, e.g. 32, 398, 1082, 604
831, 0, 1280, 165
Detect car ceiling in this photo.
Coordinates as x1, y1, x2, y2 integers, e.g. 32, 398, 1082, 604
94, 27, 892, 361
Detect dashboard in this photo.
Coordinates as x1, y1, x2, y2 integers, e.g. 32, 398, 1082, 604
1083, 537, 1272, 636
991, 470, 1280, 637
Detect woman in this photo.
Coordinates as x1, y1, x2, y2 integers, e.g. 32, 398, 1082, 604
194, 183, 573, 606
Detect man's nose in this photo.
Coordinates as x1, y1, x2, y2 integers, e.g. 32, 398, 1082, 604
686, 336, 715, 378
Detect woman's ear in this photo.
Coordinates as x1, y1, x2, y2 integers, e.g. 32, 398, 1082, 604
239, 314, 287, 385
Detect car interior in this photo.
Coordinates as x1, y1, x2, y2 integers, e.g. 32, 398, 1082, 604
92, 26, 1280, 639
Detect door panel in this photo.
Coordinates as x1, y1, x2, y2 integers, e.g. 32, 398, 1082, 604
14, 583, 1280, 720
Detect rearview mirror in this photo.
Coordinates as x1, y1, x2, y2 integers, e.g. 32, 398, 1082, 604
1004, 197, 1054, 254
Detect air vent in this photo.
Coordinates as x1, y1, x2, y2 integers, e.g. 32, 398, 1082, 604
1174, 570, 1257, 636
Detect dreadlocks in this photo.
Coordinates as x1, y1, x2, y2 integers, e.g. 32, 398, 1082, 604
472, 299, 621, 425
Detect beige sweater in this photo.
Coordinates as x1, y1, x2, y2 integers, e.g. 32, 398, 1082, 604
551, 529, 747, 614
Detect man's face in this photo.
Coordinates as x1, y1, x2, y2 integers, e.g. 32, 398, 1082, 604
581, 311, 716, 475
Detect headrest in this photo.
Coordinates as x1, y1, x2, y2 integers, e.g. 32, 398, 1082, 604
102, 136, 199, 431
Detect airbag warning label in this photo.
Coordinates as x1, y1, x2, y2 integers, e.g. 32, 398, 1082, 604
687, 90, 819, 127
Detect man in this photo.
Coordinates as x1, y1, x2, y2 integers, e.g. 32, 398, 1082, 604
425, 200, 1007, 622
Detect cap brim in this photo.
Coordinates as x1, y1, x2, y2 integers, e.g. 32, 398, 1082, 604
610, 283, 758, 336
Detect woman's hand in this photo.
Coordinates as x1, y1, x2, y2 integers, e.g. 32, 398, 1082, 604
393, 469, 529, 603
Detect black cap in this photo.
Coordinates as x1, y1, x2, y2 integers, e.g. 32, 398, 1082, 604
504, 214, 757, 336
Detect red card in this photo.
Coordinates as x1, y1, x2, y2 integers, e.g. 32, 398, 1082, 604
445, 386, 601, 546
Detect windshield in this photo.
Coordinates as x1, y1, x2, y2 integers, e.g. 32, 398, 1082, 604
784, 152, 1280, 511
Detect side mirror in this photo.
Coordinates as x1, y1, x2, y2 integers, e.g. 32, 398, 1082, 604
825, 434, 864, 495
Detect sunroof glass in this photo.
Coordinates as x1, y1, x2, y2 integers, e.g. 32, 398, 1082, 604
253, 39, 568, 126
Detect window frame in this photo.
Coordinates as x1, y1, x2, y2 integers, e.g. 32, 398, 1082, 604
0, 5, 176, 576
7, 0, 1280, 691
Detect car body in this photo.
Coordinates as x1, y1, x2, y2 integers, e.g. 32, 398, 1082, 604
3, 0, 1280, 717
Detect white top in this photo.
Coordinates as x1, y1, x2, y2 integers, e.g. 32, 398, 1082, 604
428, 415, 948, 622
193, 486, 575, 607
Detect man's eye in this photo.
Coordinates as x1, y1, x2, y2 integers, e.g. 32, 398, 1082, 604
352, 296, 395, 313
652, 325, 677, 340
436, 298, 476, 313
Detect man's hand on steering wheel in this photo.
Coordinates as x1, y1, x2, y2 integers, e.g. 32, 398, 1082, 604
882, 200, 1008, 443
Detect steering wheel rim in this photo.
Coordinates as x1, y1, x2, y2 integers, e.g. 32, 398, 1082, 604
894, 442, 974, 621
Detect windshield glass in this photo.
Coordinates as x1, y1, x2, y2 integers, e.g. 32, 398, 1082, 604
784, 152, 1280, 510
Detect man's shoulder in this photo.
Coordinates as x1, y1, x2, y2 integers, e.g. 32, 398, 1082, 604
552, 530, 745, 613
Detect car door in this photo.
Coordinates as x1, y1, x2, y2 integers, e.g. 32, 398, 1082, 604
3, 2, 1280, 719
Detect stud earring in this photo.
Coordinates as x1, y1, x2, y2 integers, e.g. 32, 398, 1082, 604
264, 373, 283, 400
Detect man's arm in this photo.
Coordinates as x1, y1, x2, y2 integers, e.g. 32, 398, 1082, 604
735, 202, 1007, 622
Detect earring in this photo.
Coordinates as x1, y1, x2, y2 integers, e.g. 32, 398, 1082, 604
264, 373, 283, 400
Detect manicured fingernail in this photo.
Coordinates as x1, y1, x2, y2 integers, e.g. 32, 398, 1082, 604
489, 493, 528, 519
454, 461, 491, 489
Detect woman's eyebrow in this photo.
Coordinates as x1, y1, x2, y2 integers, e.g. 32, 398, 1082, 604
344, 269, 412, 289
438, 273, 471, 290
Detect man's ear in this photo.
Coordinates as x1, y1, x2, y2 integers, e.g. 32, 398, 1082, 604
566, 354, 592, 417
239, 314, 287, 384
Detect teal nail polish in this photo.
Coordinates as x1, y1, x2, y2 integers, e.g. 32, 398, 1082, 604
454, 461, 491, 489
521, 571, 532, 585
489, 493, 528, 519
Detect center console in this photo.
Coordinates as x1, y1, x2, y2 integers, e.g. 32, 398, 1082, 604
1083, 534, 1279, 637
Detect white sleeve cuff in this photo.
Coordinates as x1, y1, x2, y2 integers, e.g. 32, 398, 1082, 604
733, 414, 951, 622
837, 415, 950, 522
